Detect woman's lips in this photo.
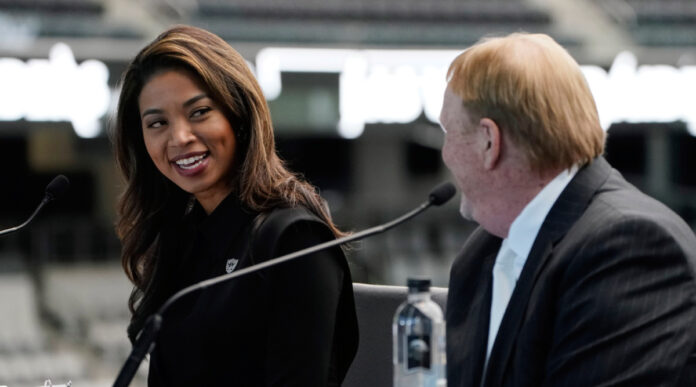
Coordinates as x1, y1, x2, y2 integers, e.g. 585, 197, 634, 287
172, 152, 209, 176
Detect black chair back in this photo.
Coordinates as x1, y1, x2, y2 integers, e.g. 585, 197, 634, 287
343, 282, 448, 387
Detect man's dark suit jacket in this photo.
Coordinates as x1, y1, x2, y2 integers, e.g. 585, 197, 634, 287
447, 157, 696, 387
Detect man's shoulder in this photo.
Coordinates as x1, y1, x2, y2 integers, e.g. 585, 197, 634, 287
558, 169, 696, 262
585, 170, 691, 233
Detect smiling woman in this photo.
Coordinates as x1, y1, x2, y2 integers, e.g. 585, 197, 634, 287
139, 70, 238, 214
110, 25, 358, 386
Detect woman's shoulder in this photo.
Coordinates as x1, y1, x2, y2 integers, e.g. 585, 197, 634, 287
253, 206, 325, 249
261, 206, 324, 231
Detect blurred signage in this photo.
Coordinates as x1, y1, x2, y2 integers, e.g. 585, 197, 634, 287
583, 51, 696, 135
1, 45, 694, 140
256, 48, 457, 138
0, 43, 110, 138
256, 48, 696, 138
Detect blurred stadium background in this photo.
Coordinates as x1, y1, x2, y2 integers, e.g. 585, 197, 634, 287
0, 0, 695, 385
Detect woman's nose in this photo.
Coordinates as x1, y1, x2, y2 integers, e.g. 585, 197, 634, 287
169, 120, 196, 146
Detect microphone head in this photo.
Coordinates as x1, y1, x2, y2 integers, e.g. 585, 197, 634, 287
45, 175, 70, 201
428, 182, 456, 206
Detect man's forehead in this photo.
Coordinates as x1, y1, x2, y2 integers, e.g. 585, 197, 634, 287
442, 89, 467, 120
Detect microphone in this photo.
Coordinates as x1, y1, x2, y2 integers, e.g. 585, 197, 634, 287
429, 181, 456, 206
112, 181, 456, 387
0, 175, 70, 236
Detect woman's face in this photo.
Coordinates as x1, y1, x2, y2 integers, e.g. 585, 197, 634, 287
138, 69, 237, 214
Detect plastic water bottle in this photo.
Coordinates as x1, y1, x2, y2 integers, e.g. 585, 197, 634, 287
393, 278, 446, 387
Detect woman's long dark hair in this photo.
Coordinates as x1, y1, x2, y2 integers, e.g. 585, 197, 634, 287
111, 25, 346, 339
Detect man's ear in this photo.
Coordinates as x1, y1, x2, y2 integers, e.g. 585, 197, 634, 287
480, 118, 501, 170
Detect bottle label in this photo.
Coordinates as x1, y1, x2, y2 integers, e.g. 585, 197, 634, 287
406, 334, 431, 370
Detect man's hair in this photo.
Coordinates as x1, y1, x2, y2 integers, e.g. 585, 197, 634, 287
447, 33, 605, 173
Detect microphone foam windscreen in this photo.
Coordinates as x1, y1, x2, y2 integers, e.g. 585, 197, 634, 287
45, 175, 70, 201
429, 182, 456, 206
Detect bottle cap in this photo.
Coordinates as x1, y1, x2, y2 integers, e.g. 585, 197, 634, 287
407, 278, 431, 292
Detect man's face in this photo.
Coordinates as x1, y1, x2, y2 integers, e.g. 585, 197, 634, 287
439, 88, 485, 222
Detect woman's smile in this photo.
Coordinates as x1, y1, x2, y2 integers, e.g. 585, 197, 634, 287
171, 151, 210, 174
139, 69, 237, 213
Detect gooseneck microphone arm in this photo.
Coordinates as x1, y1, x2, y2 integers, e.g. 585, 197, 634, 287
0, 175, 70, 237
162, 181, 455, 314
112, 181, 456, 387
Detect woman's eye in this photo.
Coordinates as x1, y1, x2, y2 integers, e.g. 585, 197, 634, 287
191, 107, 211, 118
146, 120, 165, 129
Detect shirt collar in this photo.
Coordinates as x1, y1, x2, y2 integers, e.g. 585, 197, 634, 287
504, 165, 579, 279
195, 193, 256, 248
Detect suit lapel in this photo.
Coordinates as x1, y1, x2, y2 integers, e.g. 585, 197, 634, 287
462, 253, 495, 387
447, 228, 500, 387
482, 157, 613, 386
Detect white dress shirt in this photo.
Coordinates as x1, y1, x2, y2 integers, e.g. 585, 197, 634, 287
486, 165, 579, 361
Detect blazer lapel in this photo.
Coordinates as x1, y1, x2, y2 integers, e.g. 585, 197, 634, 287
447, 229, 500, 387
471, 253, 495, 386
482, 157, 613, 386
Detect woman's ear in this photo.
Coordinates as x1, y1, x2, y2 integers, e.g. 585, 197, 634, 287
479, 118, 501, 170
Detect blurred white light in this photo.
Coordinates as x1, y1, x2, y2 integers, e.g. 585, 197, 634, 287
0, 43, 110, 138
583, 51, 696, 136
5, 45, 695, 139
257, 47, 458, 138
257, 48, 353, 101
0, 58, 27, 120
421, 66, 449, 123
257, 48, 696, 138
338, 55, 368, 139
